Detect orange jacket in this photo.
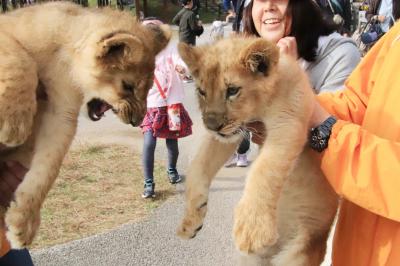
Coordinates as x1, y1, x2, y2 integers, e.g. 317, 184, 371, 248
318, 22, 400, 265
0, 227, 10, 257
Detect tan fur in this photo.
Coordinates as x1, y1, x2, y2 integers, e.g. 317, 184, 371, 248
176, 37, 338, 265
0, 2, 170, 249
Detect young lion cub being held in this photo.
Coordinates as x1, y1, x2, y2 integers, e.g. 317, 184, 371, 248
0, 2, 170, 249
177, 37, 338, 265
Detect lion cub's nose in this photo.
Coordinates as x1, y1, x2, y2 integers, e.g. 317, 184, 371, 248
203, 113, 224, 131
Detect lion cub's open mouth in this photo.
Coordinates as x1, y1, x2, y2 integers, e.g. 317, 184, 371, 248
217, 130, 240, 137
87, 98, 113, 121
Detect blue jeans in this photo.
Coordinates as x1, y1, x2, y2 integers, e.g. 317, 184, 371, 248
223, 0, 237, 11
142, 130, 179, 184
0, 248, 34, 266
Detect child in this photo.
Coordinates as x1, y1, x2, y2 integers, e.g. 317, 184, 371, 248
140, 19, 193, 199
210, 19, 229, 41
172, 0, 204, 46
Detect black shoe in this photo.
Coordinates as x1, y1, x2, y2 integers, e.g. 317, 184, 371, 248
167, 169, 182, 184
142, 183, 155, 198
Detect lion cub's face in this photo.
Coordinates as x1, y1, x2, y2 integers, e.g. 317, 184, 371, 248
178, 37, 279, 141
73, 23, 171, 126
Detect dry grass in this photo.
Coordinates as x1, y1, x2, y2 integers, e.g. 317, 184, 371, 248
31, 143, 176, 250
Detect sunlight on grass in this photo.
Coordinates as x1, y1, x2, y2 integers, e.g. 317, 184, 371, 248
32, 143, 176, 250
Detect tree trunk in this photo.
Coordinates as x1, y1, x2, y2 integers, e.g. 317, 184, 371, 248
134, 0, 141, 20
143, 0, 148, 17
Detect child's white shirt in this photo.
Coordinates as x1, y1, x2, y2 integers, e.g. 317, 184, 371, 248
146, 43, 188, 108
210, 20, 228, 39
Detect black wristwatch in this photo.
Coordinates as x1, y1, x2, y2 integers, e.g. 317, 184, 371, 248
309, 116, 337, 152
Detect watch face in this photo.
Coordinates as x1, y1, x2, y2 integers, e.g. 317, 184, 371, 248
309, 116, 337, 152
310, 129, 327, 152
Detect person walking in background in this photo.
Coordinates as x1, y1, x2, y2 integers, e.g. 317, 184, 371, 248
210, 13, 235, 42
140, 19, 193, 199
191, 0, 201, 14
223, 0, 238, 22
224, 135, 250, 167
223, 0, 237, 14
232, 0, 246, 32
172, 0, 204, 46
366, 0, 400, 33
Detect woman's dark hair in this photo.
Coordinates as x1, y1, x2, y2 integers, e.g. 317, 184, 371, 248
242, 0, 337, 62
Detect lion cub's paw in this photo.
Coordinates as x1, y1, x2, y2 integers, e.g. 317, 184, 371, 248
5, 191, 40, 248
233, 199, 278, 254
177, 201, 207, 239
0, 111, 34, 147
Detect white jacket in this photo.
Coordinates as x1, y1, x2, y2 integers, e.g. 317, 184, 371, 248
146, 43, 188, 108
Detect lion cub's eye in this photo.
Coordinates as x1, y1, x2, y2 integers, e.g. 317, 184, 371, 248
197, 87, 206, 97
122, 81, 135, 93
226, 86, 241, 97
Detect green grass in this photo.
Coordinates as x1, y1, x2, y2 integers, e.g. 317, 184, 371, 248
32, 143, 177, 249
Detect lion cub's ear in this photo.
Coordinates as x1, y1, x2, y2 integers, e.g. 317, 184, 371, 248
97, 33, 145, 69
144, 24, 172, 55
239, 39, 279, 76
177, 42, 202, 77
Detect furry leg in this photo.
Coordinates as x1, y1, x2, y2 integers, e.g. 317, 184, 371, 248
0, 33, 38, 147
271, 229, 329, 266
177, 133, 238, 239
4, 91, 79, 248
233, 118, 308, 254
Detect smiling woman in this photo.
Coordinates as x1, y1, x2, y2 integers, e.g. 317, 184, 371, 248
251, 0, 291, 43
228, 0, 361, 169
241, 0, 361, 93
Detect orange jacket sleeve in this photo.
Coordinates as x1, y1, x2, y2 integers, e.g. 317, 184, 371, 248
0, 227, 10, 257
322, 120, 400, 222
317, 24, 400, 222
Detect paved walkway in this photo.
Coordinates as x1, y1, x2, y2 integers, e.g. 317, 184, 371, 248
31, 24, 332, 266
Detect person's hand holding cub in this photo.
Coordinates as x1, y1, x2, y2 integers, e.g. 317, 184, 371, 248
0, 145, 27, 208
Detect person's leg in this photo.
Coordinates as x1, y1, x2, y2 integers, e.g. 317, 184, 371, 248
237, 137, 250, 155
237, 134, 250, 167
231, 0, 237, 11
142, 130, 157, 198
0, 248, 34, 266
165, 138, 181, 184
223, 0, 231, 12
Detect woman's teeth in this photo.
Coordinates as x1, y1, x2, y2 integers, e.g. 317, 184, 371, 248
263, 18, 281, 24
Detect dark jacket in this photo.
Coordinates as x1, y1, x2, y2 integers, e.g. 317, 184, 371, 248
172, 7, 204, 45
366, 0, 400, 24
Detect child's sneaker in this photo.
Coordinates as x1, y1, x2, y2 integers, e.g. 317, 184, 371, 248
142, 183, 155, 198
236, 153, 249, 167
224, 153, 237, 167
168, 169, 182, 184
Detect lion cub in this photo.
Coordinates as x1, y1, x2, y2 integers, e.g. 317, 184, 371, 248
0, 2, 170, 248
176, 37, 338, 265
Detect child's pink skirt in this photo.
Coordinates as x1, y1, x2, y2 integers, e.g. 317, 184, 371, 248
140, 104, 193, 139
